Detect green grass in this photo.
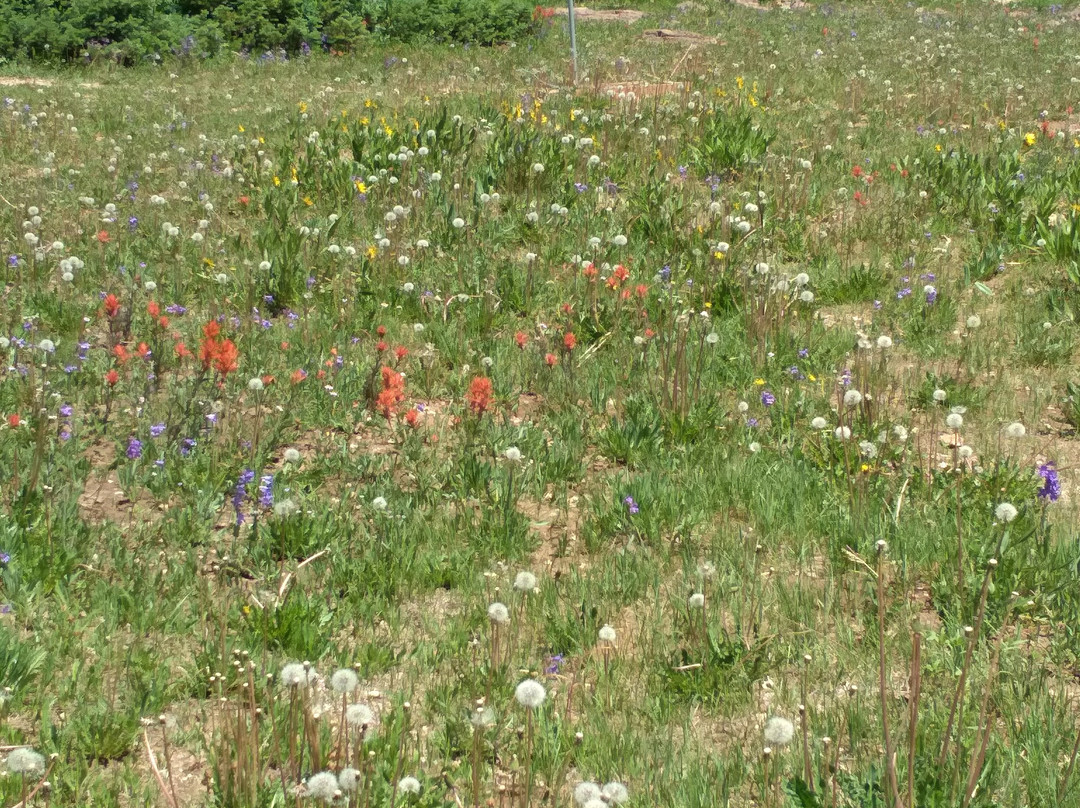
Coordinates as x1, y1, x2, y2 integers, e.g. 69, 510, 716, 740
0, 2, 1079, 807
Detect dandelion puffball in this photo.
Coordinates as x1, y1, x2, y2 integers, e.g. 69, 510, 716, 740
811, 417, 828, 430
945, 413, 963, 430
280, 662, 314, 688
371, 496, 388, 511
504, 446, 522, 463
995, 503, 1018, 523
513, 571, 537, 592
5, 748, 44, 776
932, 389, 947, 402
763, 716, 795, 746
306, 771, 340, 803
330, 668, 359, 694
283, 448, 301, 463
598, 624, 616, 643
958, 445, 974, 460
338, 768, 360, 793
574, 782, 602, 806
1004, 422, 1026, 439
843, 390, 863, 407
688, 592, 705, 609
487, 602, 510, 624
515, 678, 547, 709
966, 315, 981, 329
345, 703, 376, 729
398, 776, 422, 795
602, 782, 630, 804
834, 426, 852, 440
876, 335, 893, 349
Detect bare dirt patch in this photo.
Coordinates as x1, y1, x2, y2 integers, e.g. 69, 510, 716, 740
78, 441, 164, 526
598, 81, 688, 99
546, 6, 645, 23
0, 76, 102, 88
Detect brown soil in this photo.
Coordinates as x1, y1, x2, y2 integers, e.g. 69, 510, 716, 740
546, 6, 645, 23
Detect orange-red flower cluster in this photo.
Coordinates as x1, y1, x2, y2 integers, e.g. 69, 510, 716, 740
198, 321, 239, 378
467, 376, 493, 415
376, 366, 406, 419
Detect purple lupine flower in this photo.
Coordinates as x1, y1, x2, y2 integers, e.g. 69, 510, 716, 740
0, 552, 10, 565
924, 286, 937, 305
60, 404, 73, 417
258, 475, 274, 507
7, 255, 18, 267
545, 654, 564, 674
126, 437, 143, 459
1037, 462, 1061, 501
798, 348, 809, 358
623, 495, 639, 514
897, 287, 912, 300
165, 303, 188, 315
574, 182, 588, 193
747, 417, 759, 427
761, 390, 776, 406
128, 216, 138, 231
180, 438, 196, 456
150, 423, 166, 437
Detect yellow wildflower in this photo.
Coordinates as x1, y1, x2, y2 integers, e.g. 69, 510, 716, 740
1024, 132, 1037, 147
355, 180, 367, 194
298, 101, 307, 114
202, 257, 215, 268
302, 196, 313, 206
754, 378, 765, 386
366, 245, 377, 259
238, 124, 245, 133
714, 251, 726, 260
736, 76, 745, 90
272, 176, 280, 187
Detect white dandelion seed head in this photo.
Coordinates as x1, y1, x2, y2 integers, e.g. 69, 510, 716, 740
876, 335, 893, 349
601, 782, 629, 804
958, 445, 974, 460
37, 339, 55, 353
247, 377, 264, 392
280, 662, 314, 688
345, 703, 376, 730
843, 390, 863, 407
371, 496, 388, 511
945, 413, 963, 430
583, 801, 607, 808
1004, 422, 1026, 439
834, 426, 852, 441
144, 280, 157, 292
487, 602, 510, 624
995, 503, 1018, 523
403, 282, 415, 293
504, 446, 522, 463
612, 235, 628, 247
688, 592, 705, 609
284, 448, 301, 464
799, 290, 814, 303
305, 771, 340, 803
755, 261, 770, 275
452, 217, 465, 229
398, 776, 422, 795
532, 162, 545, 174
706, 332, 719, 345
471, 706, 496, 728
932, 389, 947, 402
749, 441, 762, 453
893, 425, 909, 442
859, 440, 878, 459
331, 668, 359, 694
5, 748, 44, 776
513, 571, 537, 592
574, 782, 602, 806
737, 401, 749, 413
763, 716, 795, 746
515, 678, 547, 709
338, 768, 360, 793
811, 417, 828, 430
273, 498, 298, 518
966, 315, 981, 329
598, 624, 616, 643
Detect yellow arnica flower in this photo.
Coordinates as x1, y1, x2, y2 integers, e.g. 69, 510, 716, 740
714, 251, 726, 260
238, 124, 245, 133
860, 463, 871, 473
272, 176, 280, 187
754, 378, 765, 386
298, 101, 307, 114
202, 257, 215, 268
935, 144, 942, 152
302, 196, 313, 206
1024, 132, 1037, 147
366, 245, 377, 259
355, 180, 367, 194
807, 374, 816, 382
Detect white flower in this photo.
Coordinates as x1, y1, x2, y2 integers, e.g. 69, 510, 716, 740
515, 678, 547, 709
893, 425, 909, 442
331, 668, 359, 694
834, 426, 852, 440
504, 446, 522, 463
215, 273, 229, 284
488, 602, 510, 624
37, 339, 55, 353
763, 716, 795, 746
248, 377, 264, 392
932, 389, 947, 402
958, 445, 974, 460
1004, 422, 1025, 439
737, 401, 749, 413
598, 624, 616, 643
876, 335, 893, 349
339, 768, 360, 793
284, 448, 301, 463
706, 332, 719, 345
744, 202, 759, 214
966, 315, 981, 329
5, 748, 44, 776
514, 571, 537, 592
811, 417, 828, 430
688, 593, 705, 609
306, 772, 340, 803
371, 496, 388, 511
799, 290, 814, 303
532, 162, 545, 174
612, 235, 628, 247
452, 217, 465, 229
416, 239, 429, 249
574, 782, 602, 806
995, 503, 1018, 523
793, 272, 810, 286
589, 154, 601, 166
273, 499, 298, 518
345, 703, 376, 729
843, 390, 863, 407
280, 662, 314, 688
601, 782, 629, 804
398, 776, 422, 795
945, 413, 963, 430
859, 440, 878, 459
749, 441, 762, 453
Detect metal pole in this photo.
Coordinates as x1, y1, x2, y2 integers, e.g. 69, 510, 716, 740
567, 0, 578, 85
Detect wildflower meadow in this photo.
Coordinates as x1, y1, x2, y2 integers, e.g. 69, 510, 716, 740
2, 0, 1080, 805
